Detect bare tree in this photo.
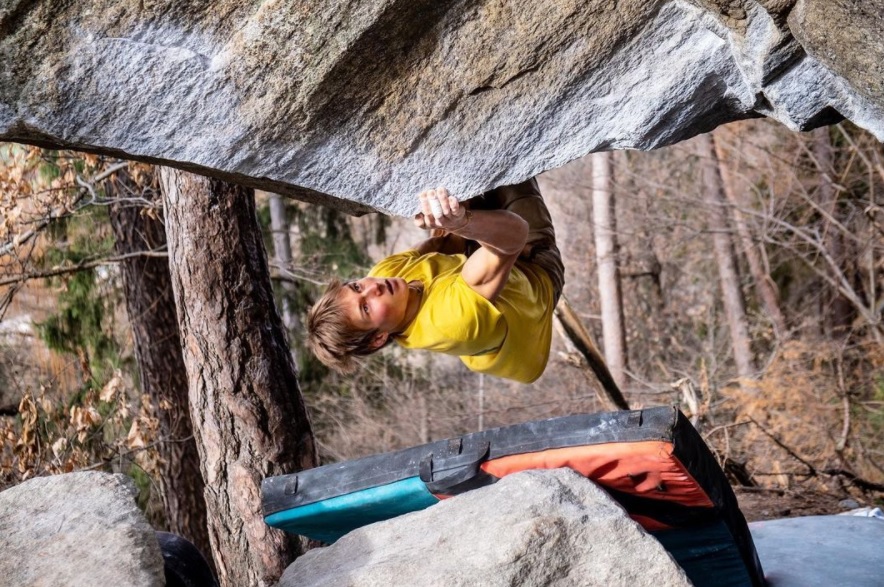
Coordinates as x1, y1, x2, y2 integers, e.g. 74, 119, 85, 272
813, 127, 854, 334
712, 131, 788, 339
266, 191, 300, 333
160, 168, 317, 586
105, 169, 212, 563
591, 151, 629, 390
697, 133, 755, 379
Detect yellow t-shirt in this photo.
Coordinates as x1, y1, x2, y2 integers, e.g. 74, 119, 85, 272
368, 250, 555, 383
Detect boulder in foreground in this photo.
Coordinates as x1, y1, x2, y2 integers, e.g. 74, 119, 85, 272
281, 468, 692, 587
0, 472, 165, 587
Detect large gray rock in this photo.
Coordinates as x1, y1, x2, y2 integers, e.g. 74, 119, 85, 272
279, 468, 692, 587
750, 515, 884, 587
1, 0, 882, 215
788, 0, 884, 108
0, 472, 165, 587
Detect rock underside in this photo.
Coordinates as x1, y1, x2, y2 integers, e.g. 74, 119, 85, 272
280, 468, 693, 587
1, 0, 882, 214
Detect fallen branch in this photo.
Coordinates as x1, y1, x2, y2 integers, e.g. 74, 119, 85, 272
746, 415, 818, 475
821, 468, 884, 493
747, 416, 884, 492
671, 377, 701, 426
732, 486, 786, 494
554, 296, 629, 410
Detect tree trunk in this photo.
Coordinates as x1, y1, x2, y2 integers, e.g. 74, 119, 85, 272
266, 192, 300, 333
712, 132, 789, 339
813, 127, 854, 334
160, 168, 317, 586
106, 168, 212, 564
697, 134, 755, 379
591, 151, 629, 391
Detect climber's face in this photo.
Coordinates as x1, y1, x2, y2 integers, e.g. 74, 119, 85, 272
340, 277, 411, 346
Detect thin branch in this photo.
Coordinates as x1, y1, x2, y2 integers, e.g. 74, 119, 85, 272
729, 199, 879, 329
835, 123, 884, 185
703, 420, 752, 440
0, 162, 129, 258
77, 435, 195, 472
0, 249, 168, 287
764, 234, 879, 333
267, 262, 328, 286
732, 486, 787, 494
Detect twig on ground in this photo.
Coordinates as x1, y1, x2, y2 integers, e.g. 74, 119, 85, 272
732, 486, 786, 494
746, 416, 884, 493
746, 415, 819, 475
821, 468, 884, 492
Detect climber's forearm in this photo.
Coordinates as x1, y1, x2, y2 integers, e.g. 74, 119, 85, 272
449, 209, 528, 257
414, 231, 470, 256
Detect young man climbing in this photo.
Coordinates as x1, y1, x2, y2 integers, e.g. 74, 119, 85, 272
306, 178, 564, 383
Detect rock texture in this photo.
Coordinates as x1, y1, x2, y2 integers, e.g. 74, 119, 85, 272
750, 515, 884, 587
279, 468, 693, 587
0, 472, 165, 587
1, 0, 882, 214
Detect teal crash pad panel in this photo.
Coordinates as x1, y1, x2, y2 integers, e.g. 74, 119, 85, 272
750, 515, 884, 587
264, 476, 438, 544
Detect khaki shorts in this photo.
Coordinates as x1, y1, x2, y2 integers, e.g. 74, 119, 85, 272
466, 178, 565, 302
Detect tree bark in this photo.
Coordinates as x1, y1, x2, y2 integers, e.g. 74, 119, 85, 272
697, 134, 755, 379
712, 132, 789, 339
160, 168, 317, 586
591, 151, 629, 391
106, 169, 212, 564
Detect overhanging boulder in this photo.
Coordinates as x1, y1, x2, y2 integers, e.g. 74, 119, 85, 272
1, 0, 882, 214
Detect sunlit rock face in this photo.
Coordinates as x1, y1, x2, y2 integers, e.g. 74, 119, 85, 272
1, 0, 881, 214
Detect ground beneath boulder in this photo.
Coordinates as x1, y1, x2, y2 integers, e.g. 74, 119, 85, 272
735, 486, 875, 521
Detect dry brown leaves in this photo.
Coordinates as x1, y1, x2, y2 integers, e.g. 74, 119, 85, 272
0, 371, 162, 489
714, 339, 884, 493
1, 145, 76, 248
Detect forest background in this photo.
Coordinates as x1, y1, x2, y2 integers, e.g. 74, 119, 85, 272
0, 118, 882, 569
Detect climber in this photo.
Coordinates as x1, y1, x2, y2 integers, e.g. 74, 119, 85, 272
306, 178, 564, 383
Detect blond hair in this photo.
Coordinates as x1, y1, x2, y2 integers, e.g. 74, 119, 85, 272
306, 279, 385, 374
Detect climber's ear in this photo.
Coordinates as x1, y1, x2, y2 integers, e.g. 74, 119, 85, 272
369, 331, 390, 351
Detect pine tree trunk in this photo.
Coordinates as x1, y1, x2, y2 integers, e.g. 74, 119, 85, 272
160, 168, 317, 586
106, 169, 212, 565
712, 132, 789, 339
697, 134, 755, 379
591, 151, 629, 391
